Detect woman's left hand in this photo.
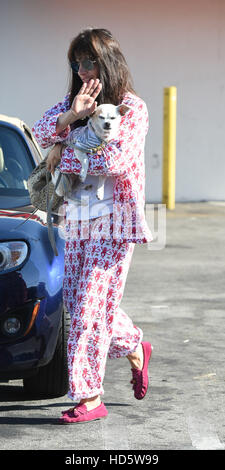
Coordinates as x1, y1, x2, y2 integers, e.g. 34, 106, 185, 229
46, 143, 65, 174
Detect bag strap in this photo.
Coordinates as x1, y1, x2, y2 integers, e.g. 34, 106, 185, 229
46, 170, 62, 256
9, 207, 39, 231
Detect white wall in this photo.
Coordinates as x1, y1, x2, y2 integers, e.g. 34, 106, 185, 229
1, 0, 225, 202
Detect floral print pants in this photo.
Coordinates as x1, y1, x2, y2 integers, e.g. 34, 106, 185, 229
63, 214, 143, 401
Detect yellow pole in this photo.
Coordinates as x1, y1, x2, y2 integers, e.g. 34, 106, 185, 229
162, 86, 177, 210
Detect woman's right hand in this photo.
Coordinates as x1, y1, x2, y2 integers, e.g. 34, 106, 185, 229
71, 79, 102, 120
56, 79, 102, 135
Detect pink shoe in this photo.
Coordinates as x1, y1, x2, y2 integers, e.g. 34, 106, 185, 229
130, 342, 153, 400
59, 402, 108, 424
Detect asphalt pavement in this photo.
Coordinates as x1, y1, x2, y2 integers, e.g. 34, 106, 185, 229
0, 202, 225, 452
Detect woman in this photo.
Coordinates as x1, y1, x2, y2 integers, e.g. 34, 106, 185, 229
33, 28, 153, 424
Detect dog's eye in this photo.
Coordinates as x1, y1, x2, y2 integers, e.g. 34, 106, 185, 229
99, 116, 104, 119
110, 117, 116, 120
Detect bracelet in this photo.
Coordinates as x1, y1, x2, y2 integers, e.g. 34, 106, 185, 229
70, 108, 78, 119
70, 109, 88, 121
70, 108, 87, 121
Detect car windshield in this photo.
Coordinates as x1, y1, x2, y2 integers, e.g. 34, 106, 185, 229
0, 125, 35, 209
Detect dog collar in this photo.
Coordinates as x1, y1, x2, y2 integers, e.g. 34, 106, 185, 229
87, 120, 107, 154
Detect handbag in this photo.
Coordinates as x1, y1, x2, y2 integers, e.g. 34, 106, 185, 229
27, 156, 63, 213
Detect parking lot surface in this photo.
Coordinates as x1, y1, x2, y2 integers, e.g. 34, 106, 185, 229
0, 202, 225, 452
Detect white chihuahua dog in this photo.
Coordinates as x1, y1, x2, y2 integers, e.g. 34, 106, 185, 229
52, 103, 130, 201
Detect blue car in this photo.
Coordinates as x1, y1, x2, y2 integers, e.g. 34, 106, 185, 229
0, 114, 70, 397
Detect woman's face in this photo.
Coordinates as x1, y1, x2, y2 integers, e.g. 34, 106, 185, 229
75, 54, 99, 83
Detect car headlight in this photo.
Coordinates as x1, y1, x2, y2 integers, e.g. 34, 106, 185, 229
0, 241, 28, 272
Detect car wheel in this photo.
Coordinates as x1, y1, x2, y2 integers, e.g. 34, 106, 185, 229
23, 306, 70, 398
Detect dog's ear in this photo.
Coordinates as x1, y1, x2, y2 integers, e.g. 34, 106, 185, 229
117, 104, 131, 116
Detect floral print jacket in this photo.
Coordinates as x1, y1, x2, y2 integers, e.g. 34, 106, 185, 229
32, 92, 153, 243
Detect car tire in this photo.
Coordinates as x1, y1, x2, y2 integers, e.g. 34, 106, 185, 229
23, 306, 70, 398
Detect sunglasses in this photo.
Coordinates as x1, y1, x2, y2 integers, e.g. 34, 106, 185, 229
71, 58, 97, 73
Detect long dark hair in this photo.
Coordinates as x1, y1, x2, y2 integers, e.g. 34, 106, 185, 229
67, 28, 136, 127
